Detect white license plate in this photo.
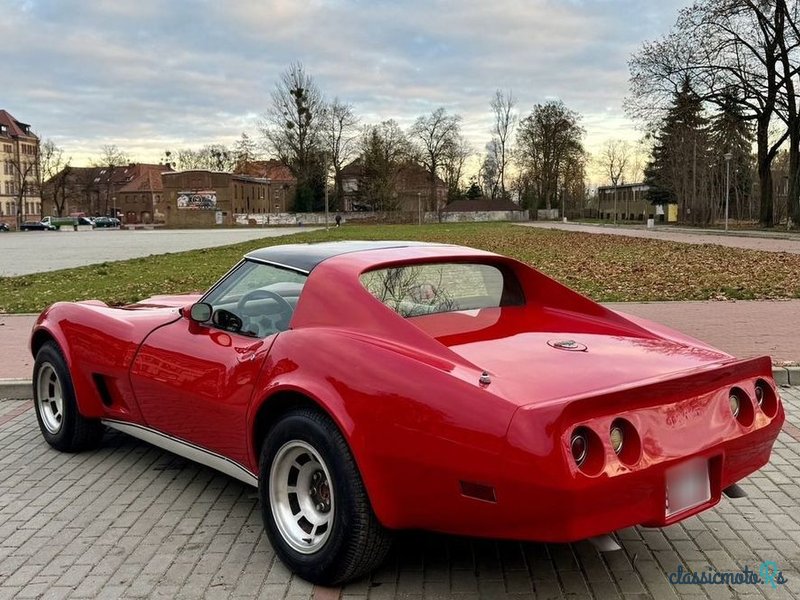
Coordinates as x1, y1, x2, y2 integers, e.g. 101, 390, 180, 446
666, 458, 711, 518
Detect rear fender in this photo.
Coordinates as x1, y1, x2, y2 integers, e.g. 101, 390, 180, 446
248, 329, 517, 529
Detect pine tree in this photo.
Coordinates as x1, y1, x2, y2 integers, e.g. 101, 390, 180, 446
708, 93, 754, 221
643, 78, 709, 223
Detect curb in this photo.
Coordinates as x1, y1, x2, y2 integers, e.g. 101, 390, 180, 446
773, 366, 800, 387
0, 379, 32, 400
2, 367, 798, 401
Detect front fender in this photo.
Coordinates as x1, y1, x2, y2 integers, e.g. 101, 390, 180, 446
31, 302, 180, 420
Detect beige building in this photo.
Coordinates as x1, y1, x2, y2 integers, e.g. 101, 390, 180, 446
0, 110, 41, 228
596, 183, 653, 222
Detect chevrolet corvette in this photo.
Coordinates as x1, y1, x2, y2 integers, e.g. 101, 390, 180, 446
30, 241, 785, 584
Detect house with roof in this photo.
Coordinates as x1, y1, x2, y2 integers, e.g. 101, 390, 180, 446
0, 110, 41, 228
234, 159, 297, 213
42, 163, 171, 223
340, 160, 447, 212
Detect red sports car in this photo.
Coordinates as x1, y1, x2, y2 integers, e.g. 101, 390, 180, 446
30, 241, 784, 584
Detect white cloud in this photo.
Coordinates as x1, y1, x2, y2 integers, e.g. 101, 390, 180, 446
2, 0, 686, 180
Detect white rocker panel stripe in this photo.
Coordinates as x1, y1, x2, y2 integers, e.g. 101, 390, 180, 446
102, 419, 258, 487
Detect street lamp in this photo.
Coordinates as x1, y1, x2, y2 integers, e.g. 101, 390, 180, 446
724, 152, 733, 232
417, 192, 422, 225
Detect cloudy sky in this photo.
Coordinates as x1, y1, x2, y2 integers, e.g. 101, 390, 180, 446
2, 0, 686, 178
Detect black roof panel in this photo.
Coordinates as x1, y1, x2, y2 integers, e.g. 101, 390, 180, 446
245, 241, 449, 272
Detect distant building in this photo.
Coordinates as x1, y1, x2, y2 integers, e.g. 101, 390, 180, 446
162, 170, 283, 227
0, 110, 41, 228
234, 160, 296, 213
42, 163, 171, 223
595, 183, 654, 222
340, 161, 447, 212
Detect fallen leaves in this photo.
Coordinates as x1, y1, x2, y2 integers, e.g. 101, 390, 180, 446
1, 223, 799, 313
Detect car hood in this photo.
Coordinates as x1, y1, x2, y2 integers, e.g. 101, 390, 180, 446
123, 293, 203, 310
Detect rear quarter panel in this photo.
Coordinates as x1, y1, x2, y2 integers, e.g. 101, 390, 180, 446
248, 328, 517, 529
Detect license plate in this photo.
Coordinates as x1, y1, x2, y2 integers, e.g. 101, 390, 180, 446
666, 458, 711, 518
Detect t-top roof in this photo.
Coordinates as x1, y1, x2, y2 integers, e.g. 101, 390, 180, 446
245, 241, 450, 272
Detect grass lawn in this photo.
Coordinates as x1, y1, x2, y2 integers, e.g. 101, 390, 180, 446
1, 222, 799, 313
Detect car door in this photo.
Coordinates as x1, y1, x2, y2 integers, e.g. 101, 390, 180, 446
129, 259, 307, 469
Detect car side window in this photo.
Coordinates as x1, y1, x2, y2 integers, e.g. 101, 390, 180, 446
202, 260, 307, 337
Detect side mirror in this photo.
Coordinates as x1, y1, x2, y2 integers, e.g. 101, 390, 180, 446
188, 302, 213, 323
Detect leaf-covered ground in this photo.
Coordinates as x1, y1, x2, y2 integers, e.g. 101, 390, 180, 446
1, 223, 799, 313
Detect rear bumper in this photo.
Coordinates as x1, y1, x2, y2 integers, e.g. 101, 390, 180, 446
479, 374, 785, 542
489, 421, 779, 542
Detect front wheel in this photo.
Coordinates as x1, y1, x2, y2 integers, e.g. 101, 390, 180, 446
33, 342, 104, 452
259, 408, 392, 585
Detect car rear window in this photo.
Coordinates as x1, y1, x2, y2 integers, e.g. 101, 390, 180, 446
360, 262, 523, 317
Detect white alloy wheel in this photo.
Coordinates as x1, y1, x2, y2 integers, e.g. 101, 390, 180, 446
269, 440, 334, 554
36, 362, 64, 434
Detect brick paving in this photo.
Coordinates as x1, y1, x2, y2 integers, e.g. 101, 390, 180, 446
0, 390, 798, 599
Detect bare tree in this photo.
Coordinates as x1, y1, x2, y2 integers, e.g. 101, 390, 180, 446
359, 120, 412, 211
261, 62, 325, 211
628, 1, 789, 226
516, 101, 586, 213
37, 139, 70, 216
440, 133, 472, 202
409, 108, 461, 211
480, 140, 500, 199
598, 139, 631, 223
92, 144, 131, 216
169, 144, 235, 171
322, 98, 360, 210
490, 90, 517, 200
232, 133, 258, 172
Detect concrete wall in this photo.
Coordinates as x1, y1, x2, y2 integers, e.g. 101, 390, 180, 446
234, 209, 529, 226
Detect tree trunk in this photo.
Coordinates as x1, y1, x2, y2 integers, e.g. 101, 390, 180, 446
756, 120, 774, 227
788, 126, 800, 227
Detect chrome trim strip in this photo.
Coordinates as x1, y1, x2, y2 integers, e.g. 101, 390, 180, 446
102, 419, 258, 487
244, 257, 311, 275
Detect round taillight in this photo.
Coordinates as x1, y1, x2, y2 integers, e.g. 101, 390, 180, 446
571, 432, 588, 466
610, 425, 624, 454
729, 394, 740, 418
755, 379, 779, 418
728, 387, 754, 426
755, 384, 765, 406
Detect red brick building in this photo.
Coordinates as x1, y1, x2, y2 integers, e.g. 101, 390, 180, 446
234, 160, 297, 213
42, 163, 171, 223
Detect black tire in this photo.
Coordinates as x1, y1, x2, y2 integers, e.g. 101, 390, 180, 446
259, 408, 392, 585
33, 342, 104, 452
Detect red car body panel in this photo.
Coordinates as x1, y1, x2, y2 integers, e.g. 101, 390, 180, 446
30, 242, 785, 543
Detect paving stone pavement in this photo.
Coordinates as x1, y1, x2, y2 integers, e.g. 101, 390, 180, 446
0, 390, 798, 600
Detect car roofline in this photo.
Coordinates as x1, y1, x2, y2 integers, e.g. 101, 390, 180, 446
243, 241, 456, 273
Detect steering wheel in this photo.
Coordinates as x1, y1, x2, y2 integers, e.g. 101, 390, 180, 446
237, 289, 294, 318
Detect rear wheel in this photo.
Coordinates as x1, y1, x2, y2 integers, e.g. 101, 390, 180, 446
33, 342, 104, 452
259, 408, 392, 585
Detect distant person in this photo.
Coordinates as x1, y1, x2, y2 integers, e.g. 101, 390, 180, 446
335, 214, 342, 227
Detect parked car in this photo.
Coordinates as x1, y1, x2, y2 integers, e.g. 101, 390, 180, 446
92, 216, 121, 228
0, 223, 9, 232
20, 220, 56, 231
30, 241, 784, 585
